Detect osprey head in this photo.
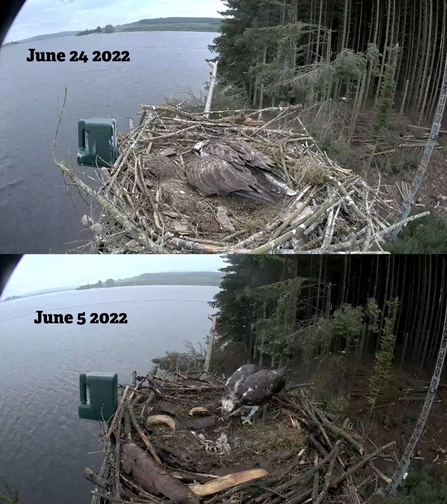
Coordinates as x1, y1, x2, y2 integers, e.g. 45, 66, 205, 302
192, 140, 209, 157
221, 397, 237, 418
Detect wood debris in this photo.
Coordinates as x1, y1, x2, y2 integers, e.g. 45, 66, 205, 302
85, 369, 397, 504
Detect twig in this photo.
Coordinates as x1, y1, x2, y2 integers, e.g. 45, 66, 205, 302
107, 386, 130, 439
91, 490, 155, 503
127, 404, 162, 464
314, 441, 341, 504
282, 441, 396, 504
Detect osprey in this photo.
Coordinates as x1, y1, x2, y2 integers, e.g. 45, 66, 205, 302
221, 364, 287, 424
186, 138, 296, 204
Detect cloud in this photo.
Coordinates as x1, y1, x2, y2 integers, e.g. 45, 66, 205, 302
5, 0, 224, 42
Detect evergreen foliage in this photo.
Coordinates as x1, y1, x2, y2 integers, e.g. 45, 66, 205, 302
210, 255, 447, 372
369, 298, 399, 402
372, 45, 399, 136
384, 466, 447, 503
209, 0, 446, 123
385, 212, 447, 253
300, 304, 364, 363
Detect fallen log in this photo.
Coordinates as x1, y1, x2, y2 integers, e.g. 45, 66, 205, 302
189, 468, 268, 496
121, 442, 201, 504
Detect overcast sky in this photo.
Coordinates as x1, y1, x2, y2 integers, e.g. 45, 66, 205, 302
5, 0, 224, 42
1, 254, 226, 298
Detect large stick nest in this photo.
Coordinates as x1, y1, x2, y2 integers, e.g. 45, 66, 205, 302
85, 370, 396, 504
62, 104, 428, 253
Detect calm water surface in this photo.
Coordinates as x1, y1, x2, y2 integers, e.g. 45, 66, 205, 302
0, 285, 219, 504
0, 31, 215, 253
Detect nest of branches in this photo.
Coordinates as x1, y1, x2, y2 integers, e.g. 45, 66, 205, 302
57, 103, 428, 253
85, 369, 396, 504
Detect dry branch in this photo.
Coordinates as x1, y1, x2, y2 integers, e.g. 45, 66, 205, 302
189, 469, 268, 496
84, 468, 108, 489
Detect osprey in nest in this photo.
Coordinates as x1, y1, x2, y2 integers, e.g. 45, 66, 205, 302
186, 138, 296, 204
221, 364, 287, 424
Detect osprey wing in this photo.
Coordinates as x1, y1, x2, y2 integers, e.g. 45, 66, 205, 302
266, 367, 287, 395
225, 364, 258, 397
225, 139, 286, 181
239, 367, 286, 406
185, 156, 283, 204
201, 139, 246, 170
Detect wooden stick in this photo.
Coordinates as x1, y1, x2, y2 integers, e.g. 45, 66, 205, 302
311, 469, 319, 502
282, 441, 396, 504
189, 469, 268, 496
115, 397, 123, 499
172, 470, 219, 483
91, 490, 155, 503
107, 386, 130, 439
84, 467, 108, 489
128, 404, 162, 464
308, 434, 328, 457
314, 441, 341, 504
204, 60, 219, 119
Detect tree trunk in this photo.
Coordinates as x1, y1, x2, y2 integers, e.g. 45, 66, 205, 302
121, 442, 200, 504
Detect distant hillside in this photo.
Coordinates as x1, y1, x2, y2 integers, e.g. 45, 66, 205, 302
119, 271, 224, 285
1, 285, 79, 301
16, 31, 78, 43
137, 17, 221, 25
76, 17, 221, 36
77, 271, 224, 290
116, 17, 221, 32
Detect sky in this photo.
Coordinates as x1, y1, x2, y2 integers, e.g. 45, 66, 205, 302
1, 254, 227, 298
5, 0, 225, 42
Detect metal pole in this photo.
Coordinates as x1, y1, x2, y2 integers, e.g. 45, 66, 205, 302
392, 49, 447, 241
386, 302, 447, 496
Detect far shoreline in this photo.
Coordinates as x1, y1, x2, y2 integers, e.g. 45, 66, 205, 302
2, 30, 219, 46
1, 282, 220, 303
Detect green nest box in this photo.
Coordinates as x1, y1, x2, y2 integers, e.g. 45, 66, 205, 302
77, 118, 117, 168
78, 372, 118, 422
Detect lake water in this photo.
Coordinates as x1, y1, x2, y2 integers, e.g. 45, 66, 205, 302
0, 284, 219, 504
0, 31, 216, 253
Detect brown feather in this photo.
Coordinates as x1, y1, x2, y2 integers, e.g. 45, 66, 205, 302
187, 138, 295, 203
201, 139, 285, 180
185, 156, 282, 204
